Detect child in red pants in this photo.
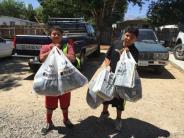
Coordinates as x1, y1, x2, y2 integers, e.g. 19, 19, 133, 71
39, 26, 76, 135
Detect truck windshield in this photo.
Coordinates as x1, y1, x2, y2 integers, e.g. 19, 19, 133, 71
137, 30, 158, 43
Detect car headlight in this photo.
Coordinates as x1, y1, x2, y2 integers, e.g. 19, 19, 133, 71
153, 53, 169, 60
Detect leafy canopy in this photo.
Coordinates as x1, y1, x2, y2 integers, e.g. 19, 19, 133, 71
147, 0, 184, 26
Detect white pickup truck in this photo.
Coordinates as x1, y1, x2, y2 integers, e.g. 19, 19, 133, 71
173, 30, 184, 60
0, 37, 13, 58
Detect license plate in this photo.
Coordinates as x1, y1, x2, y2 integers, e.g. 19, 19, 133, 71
138, 60, 148, 66
16, 44, 41, 50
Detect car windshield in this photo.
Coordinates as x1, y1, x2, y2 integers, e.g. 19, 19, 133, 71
137, 30, 157, 43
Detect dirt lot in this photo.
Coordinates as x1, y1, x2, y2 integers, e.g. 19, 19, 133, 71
0, 52, 184, 138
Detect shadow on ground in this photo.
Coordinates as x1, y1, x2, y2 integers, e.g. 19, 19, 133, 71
0, 57, 30, 91
51, 116, 170, 138
138, 67, 175, 79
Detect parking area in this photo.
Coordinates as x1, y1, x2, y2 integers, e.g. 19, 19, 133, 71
0, 50, 184, 137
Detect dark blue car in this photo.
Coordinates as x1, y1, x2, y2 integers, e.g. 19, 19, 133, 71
135, 29, 169, 73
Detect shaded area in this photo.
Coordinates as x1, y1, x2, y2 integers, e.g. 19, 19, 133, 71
83, 53, 106, 81
54, 116, 170, 138
0, 57, 30, 91
24, 74, 35, 80
0, 75, 22, 91
0, 57, 30, 74
138, 67, 175, 79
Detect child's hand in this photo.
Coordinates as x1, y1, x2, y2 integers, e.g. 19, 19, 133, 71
49, 43, 61, 50
123, 47, 129, 51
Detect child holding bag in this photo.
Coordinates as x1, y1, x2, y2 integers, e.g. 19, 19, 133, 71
100, 27, 139, 131
39, 26, 75, 135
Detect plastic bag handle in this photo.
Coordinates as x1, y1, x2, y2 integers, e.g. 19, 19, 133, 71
52, 46, 62, 55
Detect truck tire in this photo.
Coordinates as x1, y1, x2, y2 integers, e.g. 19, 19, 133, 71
80, 51, 86, 71
173, 44, 184, 60
92, 44, 100, 57
28, 58, 41, 74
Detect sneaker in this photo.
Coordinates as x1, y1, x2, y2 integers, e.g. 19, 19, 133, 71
41, 123, 55, 135
99, 111, 110, 120
115, 118, 122, 131
63, 119, 74, 128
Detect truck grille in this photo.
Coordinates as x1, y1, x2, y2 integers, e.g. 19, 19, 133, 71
139, 53, 154, 60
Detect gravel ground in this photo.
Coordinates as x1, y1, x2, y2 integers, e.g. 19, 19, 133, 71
0, 52, 184, 138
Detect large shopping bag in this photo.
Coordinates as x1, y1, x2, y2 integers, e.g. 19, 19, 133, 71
91, 68, 115, 101
33, 47, 88, 96
115, 70, 142, 102
114, 51, 136, 88
86, 80, 105, 109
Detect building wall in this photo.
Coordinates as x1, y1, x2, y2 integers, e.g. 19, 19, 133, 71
0, 16, 46, 38
0, 16, 37, 26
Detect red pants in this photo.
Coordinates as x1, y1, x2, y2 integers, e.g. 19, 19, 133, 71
45, 92, 71, 110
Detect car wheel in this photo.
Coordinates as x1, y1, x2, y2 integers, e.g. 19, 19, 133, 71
80, 51, 86, 71
173, 44, 184, 60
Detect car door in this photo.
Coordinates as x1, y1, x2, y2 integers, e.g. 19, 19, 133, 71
85, 24, 98, 56
0, 37, 13, 58
0, 37, 7, 58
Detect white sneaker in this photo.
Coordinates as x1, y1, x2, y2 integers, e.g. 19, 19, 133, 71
115, 118, 122, 131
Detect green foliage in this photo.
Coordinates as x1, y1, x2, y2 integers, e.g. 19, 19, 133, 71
0, 0, 38, 22
34, 6, 44, 23
0, 0, 27, 19
26, 4, 36, 22
37, 0, 147, 43
147, 0, 184, 26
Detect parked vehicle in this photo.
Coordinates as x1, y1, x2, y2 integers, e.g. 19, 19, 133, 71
157, 25, 179, 48
173, 25, 184, 60
13, 18, 100, 73
0, 36, 13, 58
135, 29, 169, 73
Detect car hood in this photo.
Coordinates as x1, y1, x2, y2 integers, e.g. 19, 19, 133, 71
135, 42, 168, 53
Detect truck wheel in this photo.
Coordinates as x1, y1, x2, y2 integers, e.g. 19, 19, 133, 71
92, 44, 100, 57
28, 58, 41, 74
80, 51, 86, 71
173, 44, 184, 60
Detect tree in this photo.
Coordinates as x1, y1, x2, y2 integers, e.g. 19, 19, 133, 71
26, 4, 36, 22
147, 0, 184, 26
0, 0, 27, 19
0, 0, 36, 21
34, 6, 44, 23
38, 0, 147, 43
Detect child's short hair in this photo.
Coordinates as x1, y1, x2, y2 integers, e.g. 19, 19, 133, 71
49, 26, 63, 34
124, 27, 139, 38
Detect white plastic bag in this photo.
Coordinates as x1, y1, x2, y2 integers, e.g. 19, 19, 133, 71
86, 80, 104, 109
33, 47, 88, 96
91, 68, 115, 101
114, 51, 136, 88
115, 70, 142, 102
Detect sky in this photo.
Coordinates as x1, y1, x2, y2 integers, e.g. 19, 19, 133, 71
20, 0, 152, 20
124, 1, 152, 20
